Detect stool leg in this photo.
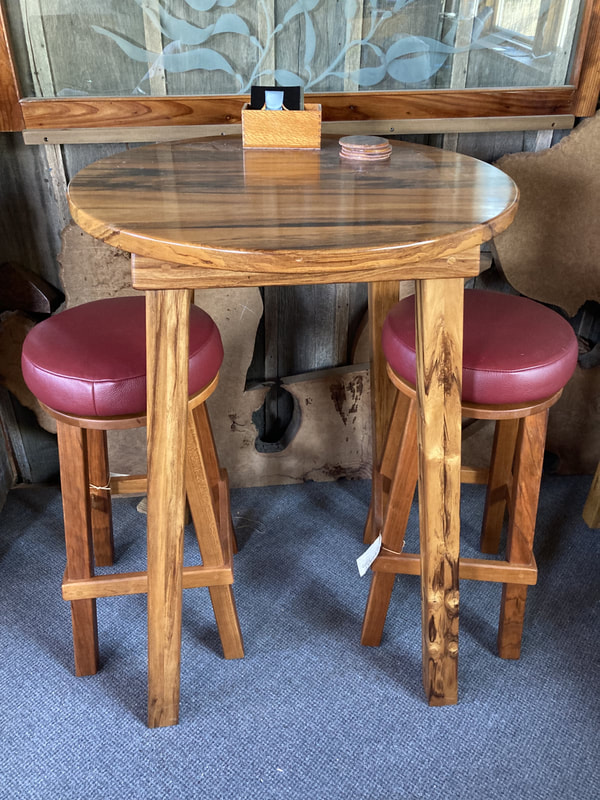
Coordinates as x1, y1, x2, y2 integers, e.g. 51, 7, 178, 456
362, 395, 418, 647
186, 403, 244, 660
364, 391, 410, 545
218, 467, 237, 555
498, 410, 547, 659
87, 428, 115, 567
56, 422, 99, 676
192, 401, 238, 554
582, 461, 600, 528
480, 418, 520, 555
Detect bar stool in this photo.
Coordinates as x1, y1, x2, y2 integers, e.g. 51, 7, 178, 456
362, 289, 578, 660
21, 296, 244, 679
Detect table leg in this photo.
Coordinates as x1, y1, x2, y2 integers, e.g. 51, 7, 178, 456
145, 289, 190, 727
367, 281, 400, 544
367, 281, 400, 464
414, 277, 463, 706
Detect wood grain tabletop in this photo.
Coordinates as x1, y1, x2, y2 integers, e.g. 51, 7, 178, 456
68, 135, 518, 275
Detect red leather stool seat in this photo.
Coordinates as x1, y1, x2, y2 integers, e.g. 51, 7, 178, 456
22, 296, 223, 417
382, 290, 578, 405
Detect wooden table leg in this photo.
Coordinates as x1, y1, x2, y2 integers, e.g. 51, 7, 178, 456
367, 281, 400, 543
368, 281, 400, 464
414, 276, 464, 706
145, 289, 190, 728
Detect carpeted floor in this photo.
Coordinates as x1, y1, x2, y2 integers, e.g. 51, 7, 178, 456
0, 475, 598, 800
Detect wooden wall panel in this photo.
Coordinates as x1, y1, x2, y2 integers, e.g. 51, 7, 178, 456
0, 133, 62, 286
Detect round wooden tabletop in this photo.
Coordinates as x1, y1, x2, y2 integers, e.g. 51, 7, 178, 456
68, 135, 518, 273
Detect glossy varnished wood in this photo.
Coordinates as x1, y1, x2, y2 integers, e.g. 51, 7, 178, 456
372, 552, 538, 585
46, 372, 240, 721
361, 391, 418, 648
498, 411, 548, 659
21, 115, 577, 146
17, 88, 580, 132
361, 367, 566, 683
480, 419, 520, 555
145, 289, 190, 728
67, 134, 519, 719
368, 281, 401, 465
0, 0, 22, 131
572, 0, 600, 116
68, 137, 518, 279
414, 278, 464, 705
186, 403, 244, 661
130, 251, 481, 290
62, 564, 234, 601
56, 421, 99, 677
86, 428, 114, 568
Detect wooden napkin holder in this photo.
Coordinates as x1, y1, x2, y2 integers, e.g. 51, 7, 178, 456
242, 103, 322, 150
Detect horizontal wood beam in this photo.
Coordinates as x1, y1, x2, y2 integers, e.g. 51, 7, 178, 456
62, 563, 234, 601
19, 87, 577, 132
110, 474, 147, 495
130, 251, 482, 290
373, 551, 538, 585
460, 466, 490, 485
22, 114, 575, 145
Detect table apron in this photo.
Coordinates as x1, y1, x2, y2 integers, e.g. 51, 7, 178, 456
131, 250, 481, 290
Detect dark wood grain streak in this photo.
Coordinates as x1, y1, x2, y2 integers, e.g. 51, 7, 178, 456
68, 137, 518, 278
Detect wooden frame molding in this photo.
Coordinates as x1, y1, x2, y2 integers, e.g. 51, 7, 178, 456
573, 0, 600, 115
22, 114, 576, 145
1, 0, 599, 135
0, 0, 22, 130
17, 88, 580, 131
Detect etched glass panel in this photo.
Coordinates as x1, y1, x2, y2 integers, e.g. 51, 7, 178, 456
6, 0, 586, 98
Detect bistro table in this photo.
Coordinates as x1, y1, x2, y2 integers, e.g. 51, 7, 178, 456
68, 135, 518, 726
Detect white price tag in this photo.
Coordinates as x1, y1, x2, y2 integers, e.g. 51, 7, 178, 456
356, 534, 382, 577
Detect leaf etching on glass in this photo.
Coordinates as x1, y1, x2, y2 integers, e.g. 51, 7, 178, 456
90, 0, 512, 95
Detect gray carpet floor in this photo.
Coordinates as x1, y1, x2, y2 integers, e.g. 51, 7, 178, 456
0, 475, 598, 799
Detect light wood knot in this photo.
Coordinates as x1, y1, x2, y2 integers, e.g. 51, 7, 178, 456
427, 642, 442, 659
445, 591, 459, 613
448, 641, 459, 658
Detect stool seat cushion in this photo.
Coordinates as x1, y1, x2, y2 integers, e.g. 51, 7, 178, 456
22, 297, 223, 417
382, 290, 578, 405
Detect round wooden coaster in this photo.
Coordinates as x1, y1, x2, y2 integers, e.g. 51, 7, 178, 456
339, 135, 392, 161
340, 145, 391, 154
339, 135, 390, 150
340, 151, 392, 161
340, 144, 392, 155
